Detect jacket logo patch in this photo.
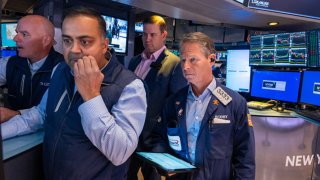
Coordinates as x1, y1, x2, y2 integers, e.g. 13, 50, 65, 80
40, 82, 50, 87
168, 135, 182, 151
247, 114, 253, 127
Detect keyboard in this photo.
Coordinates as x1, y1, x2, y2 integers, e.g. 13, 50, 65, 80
295, 110, 320, 121
247, 101, 274, 110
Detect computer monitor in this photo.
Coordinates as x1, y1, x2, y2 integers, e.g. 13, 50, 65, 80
226, 49, 251, 93
215, 51, 227, 61
300, 71, 320, 107
250, 32, 307, 67
1, 22, 17, 48
251, 70, 301, 103
0, 49, 17, 58
102, 15, 128, 54
135, 22, 143, 33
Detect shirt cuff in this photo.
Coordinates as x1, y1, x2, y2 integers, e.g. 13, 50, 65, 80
78, 95, 112, 125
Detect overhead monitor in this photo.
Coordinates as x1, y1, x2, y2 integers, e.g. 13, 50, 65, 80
215, 51, 227, 61
250, 32, 307, 66
1, 22, 17, 48
251, 70, 301, 103
102, 15, 128, 54
300, 71, 320, 107
226, 49, 251, 93
135, 22, 143, 33
247, 0, 320, 20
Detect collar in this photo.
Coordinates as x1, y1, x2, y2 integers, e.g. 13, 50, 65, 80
141, 46, 166, 61
27, 55, 48, 72
188, 77, 217, 99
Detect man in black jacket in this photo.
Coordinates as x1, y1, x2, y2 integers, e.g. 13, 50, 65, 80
128, 15, 187, 180
0, 15, 63, 123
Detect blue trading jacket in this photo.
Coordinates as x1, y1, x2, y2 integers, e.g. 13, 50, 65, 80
5, 48, 63, 110
157, 82, 255, 180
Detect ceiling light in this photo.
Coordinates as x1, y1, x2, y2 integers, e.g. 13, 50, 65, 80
268, 22, 279, 26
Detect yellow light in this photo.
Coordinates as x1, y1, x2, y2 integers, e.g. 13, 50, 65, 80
268, 22, 279, 26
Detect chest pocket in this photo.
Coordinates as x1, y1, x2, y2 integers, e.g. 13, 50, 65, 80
205, 118, 233, 160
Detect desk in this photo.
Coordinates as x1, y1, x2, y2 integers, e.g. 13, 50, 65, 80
250, 109, 320, 180
249, 108, 293, 117
2, 131, 44, 180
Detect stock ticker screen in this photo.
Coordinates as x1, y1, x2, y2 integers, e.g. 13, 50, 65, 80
249, 32, 307, 66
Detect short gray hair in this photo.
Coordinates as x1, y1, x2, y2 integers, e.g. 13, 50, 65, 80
180, 32, 215, 57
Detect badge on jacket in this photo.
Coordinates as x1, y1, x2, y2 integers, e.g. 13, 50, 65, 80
212, 87, 232, 106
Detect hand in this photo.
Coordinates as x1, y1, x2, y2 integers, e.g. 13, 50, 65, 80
73, 56, 104, 101
0, 107, 20, 123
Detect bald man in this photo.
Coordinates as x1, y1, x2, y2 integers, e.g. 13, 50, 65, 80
0, 15, 63, 122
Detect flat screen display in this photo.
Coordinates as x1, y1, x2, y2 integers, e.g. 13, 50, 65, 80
135, 22, 143, 33
1, 23, 17, 48
250, 32, 307, 66
251, 70, 301, 103
216, 51, 227, 61
102, 15, 128, 54
226, 49, 251, 93
0, 50, 17, 58
247, 0, 320, 20
300, 71, 320, 106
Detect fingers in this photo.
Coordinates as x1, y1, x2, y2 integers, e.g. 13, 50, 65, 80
74, 56, 100, 75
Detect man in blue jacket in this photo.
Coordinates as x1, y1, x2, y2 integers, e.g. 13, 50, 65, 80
0, 15, 63, 122
156, 32, 255, 179
1, 7, 147, 180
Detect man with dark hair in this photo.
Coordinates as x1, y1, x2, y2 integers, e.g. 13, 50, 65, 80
155, 32, 255, 179
128, 15, 187, 180
1, 7, 147, 180
0, 15, 63, 122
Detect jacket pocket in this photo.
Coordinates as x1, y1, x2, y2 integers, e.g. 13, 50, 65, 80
206, 123, 232, 159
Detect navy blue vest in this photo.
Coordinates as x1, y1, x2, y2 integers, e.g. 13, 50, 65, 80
5, 48, 63, 110
43, 55, 137, 180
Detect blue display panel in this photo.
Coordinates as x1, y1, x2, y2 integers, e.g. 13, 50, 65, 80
251, 70, 301, 103
1, 23, 17, 48
102, 15, 128, 54
0, 50, 17, 58
226, 49, 251, 93
300, 71, 320, 106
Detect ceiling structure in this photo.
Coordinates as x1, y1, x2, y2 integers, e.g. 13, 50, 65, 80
2, 0, 37, 21
113, 0, 320, 31
2, 0, 320, 31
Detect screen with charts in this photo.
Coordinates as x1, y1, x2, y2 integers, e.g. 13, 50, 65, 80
250, 32, 307, 66
300, 71, 320, 107
1, 23, 17, 48
102, 15, 128, 54
251, 70, 301, 103
226, 49, 251, 93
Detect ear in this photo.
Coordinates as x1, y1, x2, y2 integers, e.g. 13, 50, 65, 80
162, 30, 168, 40
208, 53, 216, 67
209, 53, 216, 62
42, 35, 52, 47
103, 38, 109, 54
